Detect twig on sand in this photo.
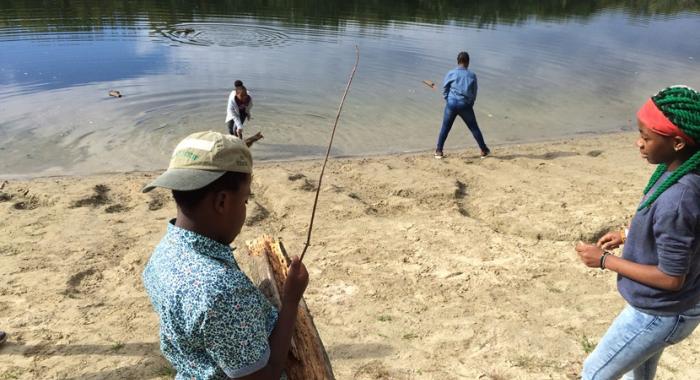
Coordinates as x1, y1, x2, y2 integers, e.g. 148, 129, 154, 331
299, 45, 359, 262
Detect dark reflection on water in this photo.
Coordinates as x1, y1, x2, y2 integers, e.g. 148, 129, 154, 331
0, 0, 699, 176
1, 0, 698, 90
2, 0, 698, 29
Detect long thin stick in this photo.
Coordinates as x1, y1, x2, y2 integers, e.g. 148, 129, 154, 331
300, 45, 359, 262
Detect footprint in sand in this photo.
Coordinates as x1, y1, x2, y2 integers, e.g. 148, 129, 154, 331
5, 187, 41, 210
299, 179, 316, 192
65, 267, 103, 296
246, 201, 270, 226
287, 173, 316, 192
71, 184, 111, 208
105, 204, 130, 214
345, 192, 377, 215
353, 360, 393, 380
147, 192, 167, 211
0, 191, 12, 202
454, 180, 469, 217
12, 199, 39, 210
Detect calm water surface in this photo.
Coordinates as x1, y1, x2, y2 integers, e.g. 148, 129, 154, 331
1, 1, 699, 176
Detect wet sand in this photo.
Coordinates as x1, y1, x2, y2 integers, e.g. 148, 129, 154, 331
1, 132, 698, 379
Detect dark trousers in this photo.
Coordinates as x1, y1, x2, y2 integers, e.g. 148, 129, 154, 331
226, 111, 248, 135
436, 100, 488, 152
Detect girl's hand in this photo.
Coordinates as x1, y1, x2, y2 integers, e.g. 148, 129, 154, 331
575, 241, 605, 268
597, 231, 623, 250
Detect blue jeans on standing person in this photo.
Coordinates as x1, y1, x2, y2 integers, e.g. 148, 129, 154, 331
582, 302, 700, 380
436, 99, 488, 153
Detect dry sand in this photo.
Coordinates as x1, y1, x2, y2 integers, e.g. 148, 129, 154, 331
1, 133, 699, 379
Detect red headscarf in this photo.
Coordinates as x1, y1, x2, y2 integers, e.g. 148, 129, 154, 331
637, 98, 695, 145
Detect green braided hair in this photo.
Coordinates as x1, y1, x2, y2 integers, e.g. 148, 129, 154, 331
639, 85, 700, 210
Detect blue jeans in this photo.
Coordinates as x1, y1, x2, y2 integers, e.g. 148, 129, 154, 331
436, 100, 488, 152
582, 303, 700, 380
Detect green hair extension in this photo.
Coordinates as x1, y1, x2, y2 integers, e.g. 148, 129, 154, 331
638, 86, 700, 210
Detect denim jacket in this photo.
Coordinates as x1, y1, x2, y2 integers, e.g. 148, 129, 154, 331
443, 67, 477, 105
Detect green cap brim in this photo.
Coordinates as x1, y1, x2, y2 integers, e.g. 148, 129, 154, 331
142, 168, 226, 193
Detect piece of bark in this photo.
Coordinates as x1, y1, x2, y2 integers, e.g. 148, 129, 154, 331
239, 236, 335, 380
245, 132, 264, 147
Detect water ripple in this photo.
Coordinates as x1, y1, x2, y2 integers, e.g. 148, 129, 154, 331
154, 22, 290, 48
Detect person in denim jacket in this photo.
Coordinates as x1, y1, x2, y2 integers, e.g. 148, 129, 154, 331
435, 51, 490, 159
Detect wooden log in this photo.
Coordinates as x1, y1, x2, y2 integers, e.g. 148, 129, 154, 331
238, 235, 335, 380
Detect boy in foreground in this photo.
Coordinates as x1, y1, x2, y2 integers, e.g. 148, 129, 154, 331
142, 131, 308, 379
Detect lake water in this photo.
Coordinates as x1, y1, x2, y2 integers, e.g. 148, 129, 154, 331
1, 1, 699, 177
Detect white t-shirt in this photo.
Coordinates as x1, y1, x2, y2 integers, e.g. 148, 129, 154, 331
225, 90, 254, 130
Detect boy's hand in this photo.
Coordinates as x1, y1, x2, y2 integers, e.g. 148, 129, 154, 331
597, 231, 624, 250
575, 241, 605, 268
283, 256, 309, 305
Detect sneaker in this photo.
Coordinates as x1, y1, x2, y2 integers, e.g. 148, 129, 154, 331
434, 150, 444, 159
0, 331, 6, 345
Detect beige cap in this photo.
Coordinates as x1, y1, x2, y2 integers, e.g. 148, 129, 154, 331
142, 131, 252, 193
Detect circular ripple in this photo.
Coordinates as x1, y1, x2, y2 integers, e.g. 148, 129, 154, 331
156, 22, 290, 48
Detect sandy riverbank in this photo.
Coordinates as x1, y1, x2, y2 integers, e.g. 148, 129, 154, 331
1, 132, 698, 379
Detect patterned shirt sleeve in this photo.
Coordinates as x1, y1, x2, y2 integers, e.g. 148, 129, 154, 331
202, 281, 273, 378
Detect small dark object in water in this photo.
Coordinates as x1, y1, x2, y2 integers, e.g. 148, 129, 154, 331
108, 90, 122, 98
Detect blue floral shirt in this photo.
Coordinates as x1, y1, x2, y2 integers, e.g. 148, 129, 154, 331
143, 221, 278, 379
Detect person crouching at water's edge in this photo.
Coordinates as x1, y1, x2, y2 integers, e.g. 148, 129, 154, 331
226, 80, 253, 139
